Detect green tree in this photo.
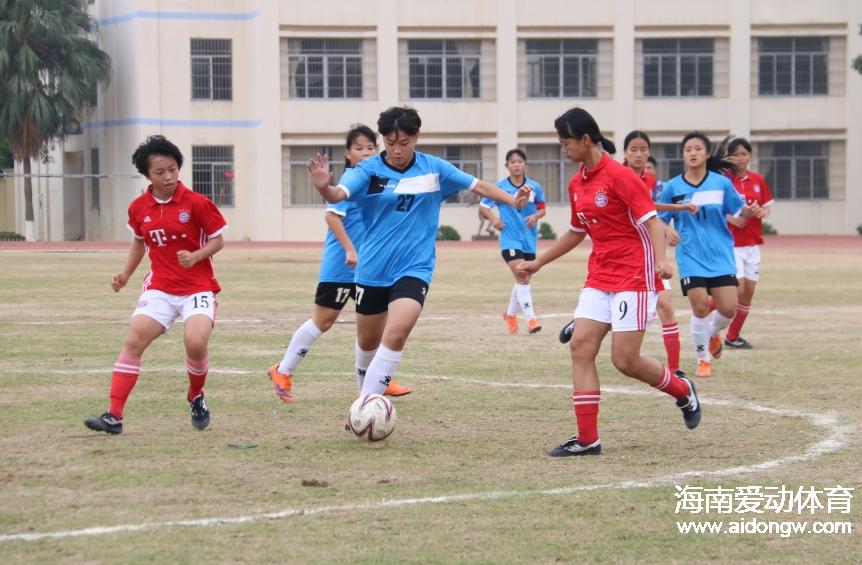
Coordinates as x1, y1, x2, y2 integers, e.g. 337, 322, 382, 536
0, 0, 110, 237
853, 55, 862, 75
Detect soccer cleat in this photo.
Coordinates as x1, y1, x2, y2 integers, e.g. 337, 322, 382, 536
559, 319, 575, 343
84, 412, 123, 435
725, 336, 753, 349
268, 364, 295, 403
709, 335, 723, 359
384, 380, 413, 397
503, 312, 518, 334
528, 318, 542, 335
189, 393, 210, 430
675, 372, 702, 430
548, 435, 602, 457
694, 359, 712, 378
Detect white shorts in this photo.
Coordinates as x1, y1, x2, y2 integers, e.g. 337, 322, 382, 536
574, 288, 658, 332
132, 289, 217, 330
661, 277, 671, 291
734, 245, 761, 282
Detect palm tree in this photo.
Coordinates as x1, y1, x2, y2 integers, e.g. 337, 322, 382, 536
0, 0, 110, 239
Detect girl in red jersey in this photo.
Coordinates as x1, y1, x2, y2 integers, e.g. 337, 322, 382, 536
720, 136, 774, 349
519, 108, 701, 457
84, 136, 227, 434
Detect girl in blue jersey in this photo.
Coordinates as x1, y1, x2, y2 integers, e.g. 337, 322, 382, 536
268, 125, 412, 401
479, 149, 547, 335
308, 106, 530, 403
658, 132, 762, 378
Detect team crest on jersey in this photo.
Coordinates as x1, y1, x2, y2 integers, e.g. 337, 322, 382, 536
754, 184, 761, 193
594, 190, 609, 208
178, 210, 191, 223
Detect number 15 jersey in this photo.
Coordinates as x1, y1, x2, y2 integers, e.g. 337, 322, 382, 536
336, 151, 478, 287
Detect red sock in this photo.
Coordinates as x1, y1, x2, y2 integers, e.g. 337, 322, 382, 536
707, 297, 717, 313
726, 302, 750, 341
653, 366, 689, 400
186, 356, 209, 401
662, 323, 681, 373
572, 390, 600, 444
109, 353, 140, 419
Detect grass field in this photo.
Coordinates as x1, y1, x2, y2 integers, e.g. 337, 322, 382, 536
0, 239, 860, 563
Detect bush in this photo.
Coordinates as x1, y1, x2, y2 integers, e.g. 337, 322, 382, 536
538, 222, 557, 240
857, 224, 862, 236
0, 231, 25, 241
761, 221, 778, 236
436, 225, 461, 241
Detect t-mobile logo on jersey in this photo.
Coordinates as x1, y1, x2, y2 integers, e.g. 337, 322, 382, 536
149, 229, 168, 246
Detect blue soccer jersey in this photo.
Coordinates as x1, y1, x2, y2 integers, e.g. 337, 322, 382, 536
480, 177, 545, 254
336, 151, 478, 286
658, 171, 745, 278
318, 199, 366, 284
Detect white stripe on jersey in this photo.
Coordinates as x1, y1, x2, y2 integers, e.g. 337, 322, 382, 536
393, 173, 440, 194
629, 210, 656, 292
690, 190, 724, 207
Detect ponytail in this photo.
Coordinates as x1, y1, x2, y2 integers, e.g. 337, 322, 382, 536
598, 134, 616, 155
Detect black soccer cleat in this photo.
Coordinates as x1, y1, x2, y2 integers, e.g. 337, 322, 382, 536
675, 372, 701, 430
190, 393, 210, 430
84, 412, 123, 435
558, 319, 575, 344
548, 435, 602, 457
725, 336, 753, 349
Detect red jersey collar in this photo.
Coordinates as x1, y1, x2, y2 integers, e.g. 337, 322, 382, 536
146, 181, 188, 204
579, 153, 610, 180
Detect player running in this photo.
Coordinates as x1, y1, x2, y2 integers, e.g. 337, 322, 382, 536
479, 148, 547, 335
519, 108, 701, 457
84, 136, 227, 434
268, 125, 413, 403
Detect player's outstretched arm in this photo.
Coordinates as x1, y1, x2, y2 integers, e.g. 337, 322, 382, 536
111, 238, 146, 292
307, 153, 347, 203
517, 229, 586, 276
473, 180, 531, 209
325, 211, 358, 266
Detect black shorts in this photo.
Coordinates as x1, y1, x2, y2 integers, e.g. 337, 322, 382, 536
355, 276, 429, 316
680, 274, 738, 296
314, 282, 356, 310
501, 249, 536, 263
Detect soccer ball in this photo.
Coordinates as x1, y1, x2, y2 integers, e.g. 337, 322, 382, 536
347, 394, 397, 442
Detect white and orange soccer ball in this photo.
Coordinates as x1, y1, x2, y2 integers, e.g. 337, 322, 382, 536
347, 394, 397, 442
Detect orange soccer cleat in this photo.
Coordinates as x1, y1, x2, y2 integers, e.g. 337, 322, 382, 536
503, 312, 519, 334
384, 380, 413, 397
708, 335, 723, 359
694, 360, 712, 378
528, 318, 542, 335
268, 364, 295, 403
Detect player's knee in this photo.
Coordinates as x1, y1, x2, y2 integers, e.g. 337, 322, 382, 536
316, 318, 336, 333
183, 337, 209, 359
611, 353, 638, 376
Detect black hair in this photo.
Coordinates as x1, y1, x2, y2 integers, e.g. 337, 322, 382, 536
344, 124, 377, 168
623, 130, 651, 151
132, 135, 183, 176
505, 148, 527, 163
720, 135, 753, 156
554, 107, 616, 154
647, 156, 657, 166
681, 131, 734, 175
377, 106, 422, 137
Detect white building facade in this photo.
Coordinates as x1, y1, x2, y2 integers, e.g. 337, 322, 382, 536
14, 0, 862, 240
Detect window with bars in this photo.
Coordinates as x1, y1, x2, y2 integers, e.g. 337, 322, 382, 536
525, 39, 598, 98
755, 141, 840, 200
283, 39, 364, 99
90, 148, 100, 212
282, 146, 345, 206
192, 146, 235, 207
420, 145, 483, 203
519, 145, 578, 204
650, 143, 686, 182
642, 39, 714, 97
408, 40, 481, 99
191, 39, 232, 100
758, 37, 828, 96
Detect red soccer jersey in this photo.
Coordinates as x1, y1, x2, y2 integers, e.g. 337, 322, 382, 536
569, 154, 660, 292
727, 171, 774, 246
641, 170, 657, 197
127, 181, 227, 295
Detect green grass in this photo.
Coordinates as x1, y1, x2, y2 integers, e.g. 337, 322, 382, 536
0, 243, 859, 563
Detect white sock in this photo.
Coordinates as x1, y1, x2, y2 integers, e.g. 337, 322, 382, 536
690, 315, 711, 361
278, 319, 323, 374
515, 284, 536, 319
360, 345, 403, 396
709, 312, 733, 337
354, 340, 377, 390
506, 285, 519, 316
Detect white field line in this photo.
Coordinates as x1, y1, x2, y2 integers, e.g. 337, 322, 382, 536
0, 371, 853, 543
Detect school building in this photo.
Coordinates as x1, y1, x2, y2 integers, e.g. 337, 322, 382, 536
10, 0, 862, 240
